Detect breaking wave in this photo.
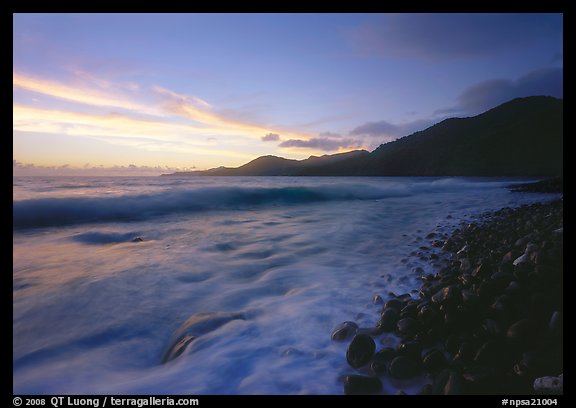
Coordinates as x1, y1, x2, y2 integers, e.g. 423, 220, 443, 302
12, 179, 508, 229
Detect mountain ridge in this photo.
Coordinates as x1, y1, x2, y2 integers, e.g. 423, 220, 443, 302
163, 96, 563, 177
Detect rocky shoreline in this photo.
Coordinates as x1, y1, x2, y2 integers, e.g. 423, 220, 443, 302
333, 184, 563, 395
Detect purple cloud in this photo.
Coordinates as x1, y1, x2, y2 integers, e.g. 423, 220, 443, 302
279, 136, 361, 152
437, 67, 563, 115
350, 118, 435, 139
262, 132, 280, 142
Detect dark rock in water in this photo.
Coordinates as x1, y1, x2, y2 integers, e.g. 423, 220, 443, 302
422, 349, 447, 373
505, 281, 521, 296
431, 285, 462, 306
346, 334, 376, 368
477, 279, 500, 299
384, 299, 402, 311
513, 351, 549, 377
417, 384, 433, 395
444, 333, 462, 354
443, 370, 464, 395
131, 237, 144, 242
400, 303, 418, 319
371, 348, 397, 374
397, 317, 422, 337
397, 340, 422, 362
374, 346, 397, 362
162, 334, 196, 363
472, 262, 492, 278
418, 304, 442, 326
474, 340, 509, 367
397, 293, 413, 302
453, 342, 476, 365
548, 311, 562, 335
371, 358, 388, 375
331, 321, 358, 341
378, 307, 400, 332
533, 374, 563, 395
426, 327, 445, 343
372, 294, 383, 305
506, 319, 533, 346
162, 311, 244, 364
389, 356, 419, 379
481, 318, 503, 338
343, 375, 382, 395
462, 366, 497, 388
431, 369, 451, 395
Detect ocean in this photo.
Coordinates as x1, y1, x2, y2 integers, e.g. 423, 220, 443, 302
12, 176, 559, 394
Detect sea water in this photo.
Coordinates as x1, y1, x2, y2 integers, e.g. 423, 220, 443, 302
13, 176, 558, 394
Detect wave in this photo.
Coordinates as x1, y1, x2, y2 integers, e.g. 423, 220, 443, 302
12, 179, 501, 230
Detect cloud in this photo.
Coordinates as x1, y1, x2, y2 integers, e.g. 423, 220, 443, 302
262, 133, 280, 142
348, 14, 562, 60
279, 135, 362, 152
13, 70, 318, 163
437, 67, 563, 115
13, 104, 256, 159
12, 159, 192, 176
350, 120, 400, 137
13, 71, 313, 147
13, 72, 158, 115
350, 118, 435, 140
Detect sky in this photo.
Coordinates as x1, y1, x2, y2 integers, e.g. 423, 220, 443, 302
13, 13, 563, 175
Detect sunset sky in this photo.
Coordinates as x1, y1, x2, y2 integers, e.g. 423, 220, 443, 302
13, 13, 563, 174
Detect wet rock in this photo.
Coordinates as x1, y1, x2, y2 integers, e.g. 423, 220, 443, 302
417, 384, 433, 395
502, 250, 518, 263
461, 289, 480, 306
374, 347, 397, 362
431, 369, 451, 395
422, 349, 447, 373
431, 285, 462, 306
384, 299, 402, 311
163, 311, 244, 363
474, 340, 509, 367
462, 366, 496, 385
378, 307, 400, 332
477, 279, 500, 299
397, 340, 422, 362
548, 311, 562, 335
343, 375, 382, 395
131, 237, 144, 242
505, 281, 521, 295
400, 303, 418, 319
396, 317, 422, 337
331, 321, 358, 341
370, 347, 397, 374
472, 262, 493, 278
513, 253, 530, 266
372, 295, 383, 305
417, 304, 442, 326
459, 258, 471, 272
389, 356, 419, 379
346, 334, 376, 368
162, 335, 196, 363
533, 375, 563, 395
444, 333, 462, 354
506, 319, 533, 346
443, 370, 464, 395
452, 342, 475, 365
